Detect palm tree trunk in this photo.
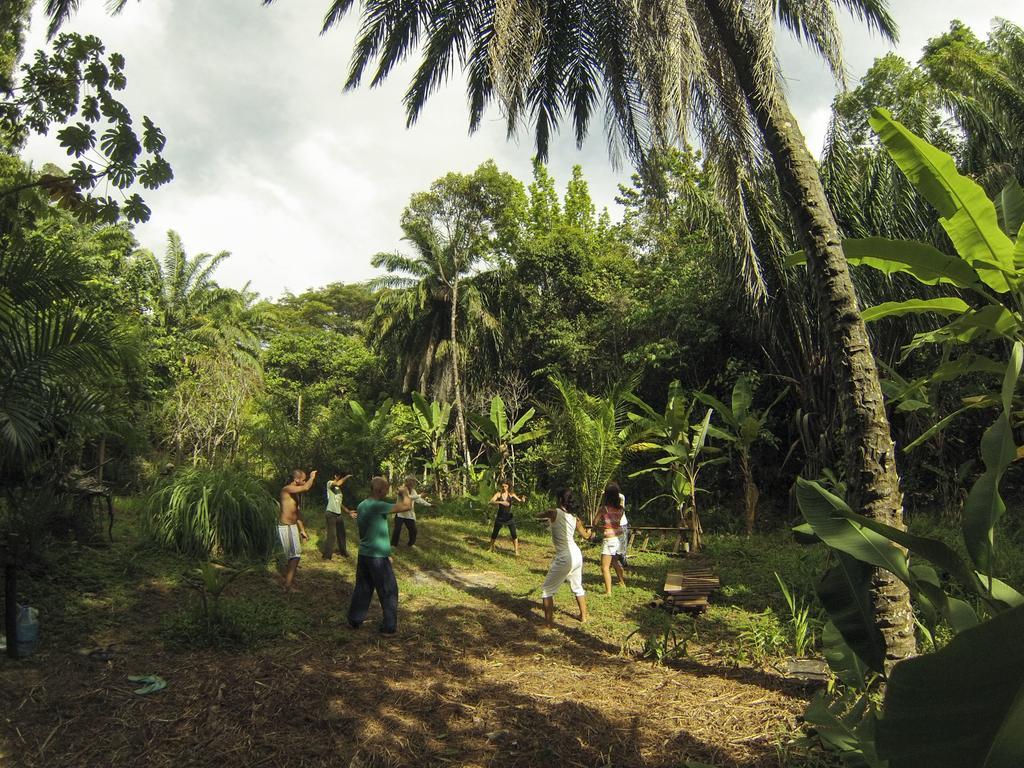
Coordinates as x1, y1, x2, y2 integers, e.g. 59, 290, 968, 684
449, 278, 472, 485
705, 1, 916, 662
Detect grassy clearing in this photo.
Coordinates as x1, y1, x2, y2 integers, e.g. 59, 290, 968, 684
0, 500, 835, 767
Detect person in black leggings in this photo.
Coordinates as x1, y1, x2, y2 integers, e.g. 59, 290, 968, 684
488, 481, 525, 555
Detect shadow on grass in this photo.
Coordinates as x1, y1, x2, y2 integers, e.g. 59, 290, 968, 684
0, 507, 816, 768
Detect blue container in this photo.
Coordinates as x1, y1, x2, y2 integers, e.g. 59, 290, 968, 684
15, 604, 38, 657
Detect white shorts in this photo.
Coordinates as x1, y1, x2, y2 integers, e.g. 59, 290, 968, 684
541, 550, 585, 598
278, 524, 302, 560
601, 535, 621, 557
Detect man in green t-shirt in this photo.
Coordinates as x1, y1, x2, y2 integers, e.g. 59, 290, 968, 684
346, 476, 412, 635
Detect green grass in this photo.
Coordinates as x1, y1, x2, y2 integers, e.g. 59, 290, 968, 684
2, 496, 845, 767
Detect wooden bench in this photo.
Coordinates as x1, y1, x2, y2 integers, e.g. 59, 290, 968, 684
658, 566, 720, 614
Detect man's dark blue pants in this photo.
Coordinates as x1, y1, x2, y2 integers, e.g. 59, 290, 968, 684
347, 554, 398, 632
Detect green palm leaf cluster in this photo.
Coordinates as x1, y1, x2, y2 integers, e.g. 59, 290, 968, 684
0, 234, 125, 474
370, 246, 496, 397
922, 19, 1024, 188
547, 373, 638, 518
145, 467, 278, 560
139, 230, 261, 367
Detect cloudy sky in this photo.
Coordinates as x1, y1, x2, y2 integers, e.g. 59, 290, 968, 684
20, 0, 1022, 299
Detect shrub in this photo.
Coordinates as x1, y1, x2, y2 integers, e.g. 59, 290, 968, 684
145, 467, 277, 559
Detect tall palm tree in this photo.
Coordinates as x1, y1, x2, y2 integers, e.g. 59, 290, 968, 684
293, 0, 915, 661
920, 19, 1024, 189
370, 216, 499, 477
139, 230, 260, 365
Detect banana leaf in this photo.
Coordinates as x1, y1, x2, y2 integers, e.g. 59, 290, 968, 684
876, 603, 1024, 768
869, 107, 1016, 294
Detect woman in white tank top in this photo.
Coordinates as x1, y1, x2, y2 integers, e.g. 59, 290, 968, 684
537, 488, 593, 625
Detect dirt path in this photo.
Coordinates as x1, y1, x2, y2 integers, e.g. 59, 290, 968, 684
0, 530, 814, 767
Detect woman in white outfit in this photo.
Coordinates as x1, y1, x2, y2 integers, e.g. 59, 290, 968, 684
537, 488, 593, 625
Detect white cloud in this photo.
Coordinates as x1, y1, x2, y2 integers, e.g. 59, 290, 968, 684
18, 0, 1023, 298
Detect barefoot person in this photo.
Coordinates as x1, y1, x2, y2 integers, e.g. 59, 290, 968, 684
537, 488, 593, 625
391, 476, 431, 548
489, 481, 525, 555
347, 476, 412, 635
592, 483, 627, 595
323, 472, 353, 559
279, 468, 317, 591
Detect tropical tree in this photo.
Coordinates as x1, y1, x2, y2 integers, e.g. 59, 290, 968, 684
1, 31, 172, 223
469, 394, 546, 486
410, 391, 453, 497
140, 230, 259, 364
292, 0, 916, 662
369, 163, 524, 480
547, 374, 639, 520
0, 232, 125, 477
790, 112, 1024, 766
629, 381, 726, 552
697, 375, 788, 536
920, 19, 1024, 188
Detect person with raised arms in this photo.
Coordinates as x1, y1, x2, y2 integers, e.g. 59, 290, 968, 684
488, 480, 525, 556
279, 468, 317, 592
346, 476, 412, 635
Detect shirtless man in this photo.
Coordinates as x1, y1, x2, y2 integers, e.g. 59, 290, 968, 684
279, 468, 317, 591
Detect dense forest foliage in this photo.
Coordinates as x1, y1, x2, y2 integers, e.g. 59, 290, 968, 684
4, 4, 1024, 766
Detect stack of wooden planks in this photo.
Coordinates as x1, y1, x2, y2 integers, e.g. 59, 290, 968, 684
658, 565, 720, 614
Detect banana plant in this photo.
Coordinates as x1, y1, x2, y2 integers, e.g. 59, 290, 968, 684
696, 375, 788, 535
344, 398, 396, 479
790, 111, 1024, 768
411, 392, 453, 497
468, 394, 546, 485
629, 382, 726, 552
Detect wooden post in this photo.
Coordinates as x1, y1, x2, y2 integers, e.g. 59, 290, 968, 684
4, 534, 18, 659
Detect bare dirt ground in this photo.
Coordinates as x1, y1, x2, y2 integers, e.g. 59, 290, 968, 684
0, 523, 816, 768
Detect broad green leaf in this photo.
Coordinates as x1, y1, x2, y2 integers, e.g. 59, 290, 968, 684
795, 478, 912, 583
694, 392, 737, 430
870, 107, 1016, 293
903, 397, 997, 452
980, 574, 1024, 608
791, 522, 820, 544
731, 376, 753, 420
817, 553, 886, 674
822, 620, 872, 690
1016, 221, 1024, 269
994, 178, 1024, 237
963, 344, 1022, 575
510, 407, 536, 434
862, 297, 969, 323
842, 237, 982, 287
930, 354, 1005, 383
489, 395, 507, 438
832, 504, 1009, 613
803, 691, 883, 767
876, 603, 1024, 768
903, 305, 1019, 356
911, 564, 979, 633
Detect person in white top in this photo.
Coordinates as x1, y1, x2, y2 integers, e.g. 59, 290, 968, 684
537, 488, 594, 625
391, 476, 431, 547
323, 472, 354, 559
